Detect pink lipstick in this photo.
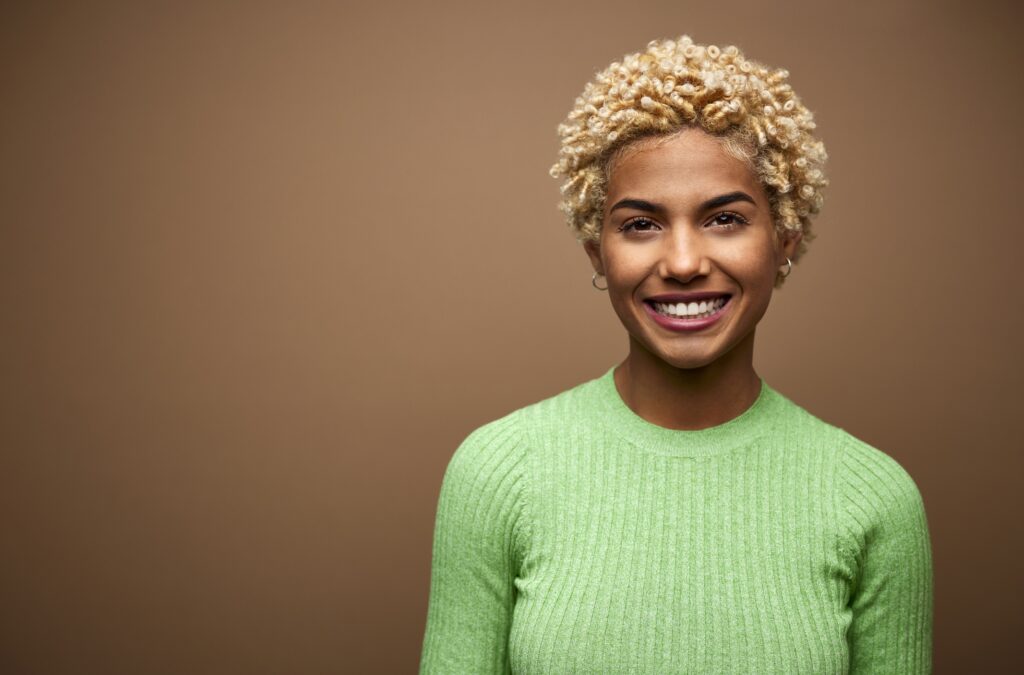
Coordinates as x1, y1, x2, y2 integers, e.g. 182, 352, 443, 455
642, 295, 731, 332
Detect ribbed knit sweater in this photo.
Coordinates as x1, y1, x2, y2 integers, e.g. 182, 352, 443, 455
419, 365, 934, 674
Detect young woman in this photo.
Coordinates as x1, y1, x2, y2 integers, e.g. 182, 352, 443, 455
420, 35, 934, 674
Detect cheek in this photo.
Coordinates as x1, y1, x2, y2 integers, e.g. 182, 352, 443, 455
604, 251, 649, 290
719, 240, 778, 282
603, 255, 648, 324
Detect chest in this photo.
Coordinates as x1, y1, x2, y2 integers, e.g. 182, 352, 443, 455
507, 449, 854, 674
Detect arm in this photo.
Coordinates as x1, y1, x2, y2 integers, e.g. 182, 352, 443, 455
839, 439, 935, 674
419, 413, 529, 675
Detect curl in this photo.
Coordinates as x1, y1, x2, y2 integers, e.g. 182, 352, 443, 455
550, 35, 829, 286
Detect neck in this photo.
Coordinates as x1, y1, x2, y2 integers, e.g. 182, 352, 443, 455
614, 332, 762, 431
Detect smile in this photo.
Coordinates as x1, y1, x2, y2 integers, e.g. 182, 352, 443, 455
642, 295, 732, 332
651, 297, 728, 320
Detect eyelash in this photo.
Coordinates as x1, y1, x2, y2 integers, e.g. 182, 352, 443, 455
617, 212, 750, 233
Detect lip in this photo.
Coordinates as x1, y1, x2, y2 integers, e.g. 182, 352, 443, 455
646, 291, 732, 303
642, 295, 732, 332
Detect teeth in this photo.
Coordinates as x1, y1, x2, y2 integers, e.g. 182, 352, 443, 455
652, 296, 727, 319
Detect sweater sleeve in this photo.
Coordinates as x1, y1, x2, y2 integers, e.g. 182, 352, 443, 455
837, 436, 934, 674
419, 412, 530, 675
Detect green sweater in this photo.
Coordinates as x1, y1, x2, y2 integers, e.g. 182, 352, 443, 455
419, 366, 934, 674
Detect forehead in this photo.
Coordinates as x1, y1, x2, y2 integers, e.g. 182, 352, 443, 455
605, 130, 764, 207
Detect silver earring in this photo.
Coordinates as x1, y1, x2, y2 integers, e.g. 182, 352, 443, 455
779, 257, 793, 278
592, 272, 608, 291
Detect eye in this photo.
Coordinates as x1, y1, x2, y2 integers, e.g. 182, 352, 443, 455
618, 216, 660, 233
707, 211, 749, 229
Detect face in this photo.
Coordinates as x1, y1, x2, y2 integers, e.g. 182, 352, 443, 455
584, 128, 801, 371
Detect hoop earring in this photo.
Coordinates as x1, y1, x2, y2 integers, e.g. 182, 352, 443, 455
779, 257, 793, 278
592, 272, 608, 291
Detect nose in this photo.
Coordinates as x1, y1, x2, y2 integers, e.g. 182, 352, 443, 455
657, 226, 710, 283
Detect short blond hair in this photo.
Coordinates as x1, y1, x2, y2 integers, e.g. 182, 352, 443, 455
550, 36, 828, 283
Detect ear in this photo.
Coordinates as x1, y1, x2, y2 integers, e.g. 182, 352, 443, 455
583, 239, 604, 275
779, 230, 803, 263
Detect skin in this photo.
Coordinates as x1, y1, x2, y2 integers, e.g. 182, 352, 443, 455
583, 127, 802, 430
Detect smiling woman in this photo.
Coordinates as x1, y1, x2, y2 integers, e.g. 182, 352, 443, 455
419, 35, 933, 674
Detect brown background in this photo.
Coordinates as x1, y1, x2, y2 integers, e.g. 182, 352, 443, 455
2, 0, 1021, 672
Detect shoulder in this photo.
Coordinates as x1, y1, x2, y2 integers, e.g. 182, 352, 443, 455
826, 425, 928, 554
440, 372, 598, 493
434, 408, 531, 548
512, 373, 601, 434
454, 373, 599, 457
432, 378, 600, 557
761, 384, 857, 450
764, 387, 927, 536
768, 386, 922, 489
827, 422, 925, 517
836, 431, 923, 501
443, 408, 525, 492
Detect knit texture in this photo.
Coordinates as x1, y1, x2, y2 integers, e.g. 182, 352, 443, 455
419, 366, 934, 674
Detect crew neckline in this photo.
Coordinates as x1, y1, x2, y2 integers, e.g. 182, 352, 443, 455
588, 364, 783, 458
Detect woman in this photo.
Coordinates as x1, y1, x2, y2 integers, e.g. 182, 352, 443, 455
419, 35, 933, 674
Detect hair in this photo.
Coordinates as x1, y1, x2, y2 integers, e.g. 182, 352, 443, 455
549, 36, 828, 286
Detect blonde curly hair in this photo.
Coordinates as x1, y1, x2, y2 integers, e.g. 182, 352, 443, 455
549, 35, 828, 285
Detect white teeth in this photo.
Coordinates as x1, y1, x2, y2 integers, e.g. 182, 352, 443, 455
652, 296, 728, 319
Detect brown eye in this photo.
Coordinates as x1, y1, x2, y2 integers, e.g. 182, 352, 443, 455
709, 212, 749, 228
619, 217, 659, 233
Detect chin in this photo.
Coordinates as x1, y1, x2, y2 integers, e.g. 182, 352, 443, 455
655, 352, 722, 371
637, 328, 750, 372
630, 334, 725, 371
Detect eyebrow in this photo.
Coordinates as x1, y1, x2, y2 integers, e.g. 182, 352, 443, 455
608, 191, 757, 215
